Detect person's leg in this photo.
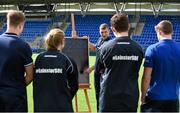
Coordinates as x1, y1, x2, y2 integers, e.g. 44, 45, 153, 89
94, 73, 101, 111
0, 96, 5, 111
1, 95, 27, 112
12, 95, 27, 112
141, 97, 161, 112
161, 99, 179, 112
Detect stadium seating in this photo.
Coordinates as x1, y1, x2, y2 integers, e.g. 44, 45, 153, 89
135, 15, 180, 50
0, 19, 51, 43
65, 15, 114, 44
0, 15, 179, 51
65, 15, 180, 50
0, 19, 51, 52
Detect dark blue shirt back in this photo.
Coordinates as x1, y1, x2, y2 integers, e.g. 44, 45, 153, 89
0, 33, 33, 96
33, 50, 78, 112
98, 36, 143, 111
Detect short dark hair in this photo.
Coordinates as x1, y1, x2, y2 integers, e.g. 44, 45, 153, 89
156, 20, 173, 35
111, 13, 129, 32
7, 10, 25, 27
99, 23, 109, 30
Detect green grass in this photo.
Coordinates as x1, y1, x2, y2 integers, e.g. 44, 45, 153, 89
27, 54, 144, 112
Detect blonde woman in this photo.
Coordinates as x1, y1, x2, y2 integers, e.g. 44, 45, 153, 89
33, 29, 79, 112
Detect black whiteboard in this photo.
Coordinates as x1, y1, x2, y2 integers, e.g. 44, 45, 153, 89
62, 38, 89, 86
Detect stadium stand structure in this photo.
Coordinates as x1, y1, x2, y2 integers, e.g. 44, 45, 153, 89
65, 15, 180, 51
134, 15, 180, 50
0, 16, 5, 29
65, 15, 114, 44
0, 15, 180, 52
0, 19, 51, 52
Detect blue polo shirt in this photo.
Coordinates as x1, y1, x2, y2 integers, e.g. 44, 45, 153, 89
144, 39, 180, 100
0, 32, 33, 96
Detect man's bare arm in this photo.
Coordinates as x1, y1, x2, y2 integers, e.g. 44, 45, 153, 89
25, 64, 34, 86
89, 43, 96, 51
84, 65, 95, 74
141, 67, 152, 104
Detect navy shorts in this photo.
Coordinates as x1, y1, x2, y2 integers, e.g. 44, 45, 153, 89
141, 97, 179, 112
0, 94, 27, 112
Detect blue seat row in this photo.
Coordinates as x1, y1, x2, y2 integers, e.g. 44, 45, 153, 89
0, 20, 51, 42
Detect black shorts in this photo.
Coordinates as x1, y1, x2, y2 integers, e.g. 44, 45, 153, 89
0, 94, 27, 112
141, 97, 179, 112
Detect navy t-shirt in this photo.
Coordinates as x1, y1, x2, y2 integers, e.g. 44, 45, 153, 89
33, 50, 79, 112
98, 36, 143, 111
95, 37, 110, 58
0, 32, 33, 96
94, 36, 110, 74
93, 36, 111, 110
144, 39, 180, 100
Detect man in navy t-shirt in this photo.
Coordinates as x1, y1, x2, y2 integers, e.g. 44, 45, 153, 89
98, 13, 143, 112
86, 23, 111, 111
0, 10, 33, 112
141, 20, 180, 112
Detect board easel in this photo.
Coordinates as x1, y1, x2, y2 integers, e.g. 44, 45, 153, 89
71, 13, 91, 112
74, 84, 91, 112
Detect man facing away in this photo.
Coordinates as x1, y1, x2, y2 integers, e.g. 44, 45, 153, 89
0, 10, 33, 112
141, 20, 180, 112
98, 13, 143, 112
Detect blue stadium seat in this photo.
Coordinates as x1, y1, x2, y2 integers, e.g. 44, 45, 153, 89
1, 15, 180, 51
0, 19, 51, 43
65, 15, 180, 50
